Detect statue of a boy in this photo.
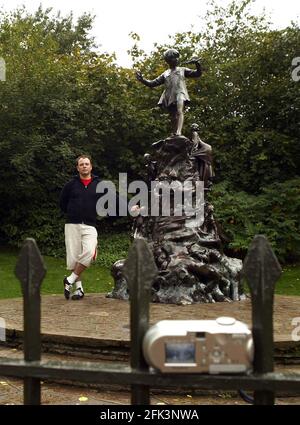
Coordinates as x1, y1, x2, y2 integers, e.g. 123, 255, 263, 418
136, 49, 202, 136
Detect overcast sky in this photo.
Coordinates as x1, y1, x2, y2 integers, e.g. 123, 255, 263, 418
1, 0, 299, 67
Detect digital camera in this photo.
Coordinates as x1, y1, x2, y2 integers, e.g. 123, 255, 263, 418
143, 317, 253, 374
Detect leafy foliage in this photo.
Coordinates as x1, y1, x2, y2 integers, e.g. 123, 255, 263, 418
96, 232, 131, 268
211, 179, 300, 262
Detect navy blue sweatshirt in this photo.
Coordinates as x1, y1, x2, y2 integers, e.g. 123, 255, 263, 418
59, 175, 101, 227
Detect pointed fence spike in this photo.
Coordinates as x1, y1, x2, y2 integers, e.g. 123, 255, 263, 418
242, 235, 282, 405
14, 238, 46, 405
123, 238, 157, 293
123, 238, 157, 405
15, 238, 47, 295
243, 235, 282, 298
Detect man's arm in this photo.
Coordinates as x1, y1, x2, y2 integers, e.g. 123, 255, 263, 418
136, 71, 165, 87
59, 181, 72, 213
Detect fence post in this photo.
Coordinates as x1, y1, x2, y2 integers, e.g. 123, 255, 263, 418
124, 239, 158, 405
243, 235, 282, 405
15, 238, 47, 405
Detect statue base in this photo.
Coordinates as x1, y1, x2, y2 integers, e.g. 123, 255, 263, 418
108, 134, 244, 305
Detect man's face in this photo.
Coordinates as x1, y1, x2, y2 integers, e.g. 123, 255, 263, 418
77, 157, 92, 178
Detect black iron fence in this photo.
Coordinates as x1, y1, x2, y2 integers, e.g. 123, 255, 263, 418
0, 236, 300, 405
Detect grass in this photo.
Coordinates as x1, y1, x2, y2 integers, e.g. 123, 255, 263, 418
274, 263, 300, 296
0, 248, 114, 299
0, 242, 299, 299
242, 263, 300, 296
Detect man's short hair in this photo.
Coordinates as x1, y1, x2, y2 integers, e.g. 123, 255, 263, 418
76, 155, 92, 166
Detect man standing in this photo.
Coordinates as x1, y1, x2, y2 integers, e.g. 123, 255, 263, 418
60, 155, 100, 300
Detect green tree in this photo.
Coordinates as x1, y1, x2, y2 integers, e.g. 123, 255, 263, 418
0, 7, 120, 251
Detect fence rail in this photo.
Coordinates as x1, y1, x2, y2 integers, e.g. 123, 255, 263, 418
0, 236, 300, 405
0, 359, 300, 392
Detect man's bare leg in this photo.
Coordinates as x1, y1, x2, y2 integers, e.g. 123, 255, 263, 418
73, 262, 86, 278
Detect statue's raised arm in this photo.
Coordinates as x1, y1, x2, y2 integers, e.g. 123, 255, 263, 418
182, 57, 202, 78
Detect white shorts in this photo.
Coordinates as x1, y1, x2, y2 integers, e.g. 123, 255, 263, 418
65, 223, 98, 270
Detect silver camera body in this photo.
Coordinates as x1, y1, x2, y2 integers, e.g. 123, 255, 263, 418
143, 317, 253, 374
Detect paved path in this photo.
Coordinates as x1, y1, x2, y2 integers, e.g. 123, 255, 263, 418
0, 294, 299, 345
